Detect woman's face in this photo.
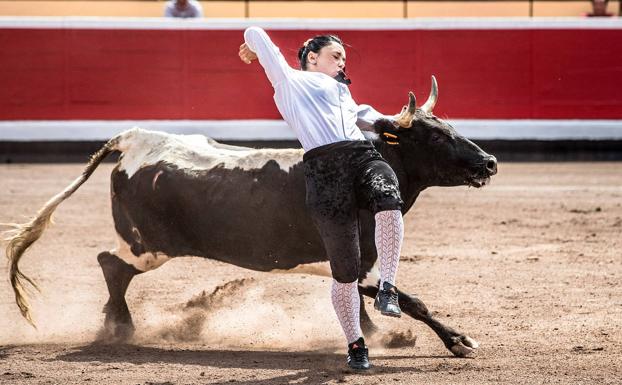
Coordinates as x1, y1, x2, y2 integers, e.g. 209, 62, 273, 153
307, 42, 346, 78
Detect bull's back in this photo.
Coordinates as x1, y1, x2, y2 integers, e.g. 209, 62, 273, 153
110, 159, 327, 271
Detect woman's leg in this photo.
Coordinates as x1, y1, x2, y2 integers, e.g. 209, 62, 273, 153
311, 214, 364, 344
310, 205, 369, 369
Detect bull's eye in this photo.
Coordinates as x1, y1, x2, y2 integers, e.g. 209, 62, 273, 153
431, 133, 442, 143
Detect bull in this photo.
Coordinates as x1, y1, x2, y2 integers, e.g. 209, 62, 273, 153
5, 77, 497, 357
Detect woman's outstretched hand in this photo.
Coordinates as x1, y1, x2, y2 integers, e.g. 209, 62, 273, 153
239, 43, 257, 64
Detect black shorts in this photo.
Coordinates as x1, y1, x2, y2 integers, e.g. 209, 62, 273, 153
303, 140, 403, 283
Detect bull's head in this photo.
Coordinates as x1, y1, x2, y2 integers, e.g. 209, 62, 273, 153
375, 76, 497, 188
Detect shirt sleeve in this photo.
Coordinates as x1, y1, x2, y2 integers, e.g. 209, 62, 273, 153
244, 26, 293, 87
356, 104, 394, 132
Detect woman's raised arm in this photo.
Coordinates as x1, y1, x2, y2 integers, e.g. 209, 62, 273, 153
241, 26, 293, 87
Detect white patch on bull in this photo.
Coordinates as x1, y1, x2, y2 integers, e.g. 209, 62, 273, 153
360, 262, 380, 287
116, 127, 303, 179
112, 235, 171, 272
268, 261, 332, 277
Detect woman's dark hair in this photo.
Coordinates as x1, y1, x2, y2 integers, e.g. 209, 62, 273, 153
297, 35, 344, 71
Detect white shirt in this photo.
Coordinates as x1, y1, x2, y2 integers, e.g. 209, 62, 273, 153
164, 0, 203, 18
244, 26, 391, 152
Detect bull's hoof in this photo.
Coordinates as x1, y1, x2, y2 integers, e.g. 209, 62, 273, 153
97, 314, 136, 343
449, 336, 479, 357
113, 322, 135, 341
96, 322, 135, 343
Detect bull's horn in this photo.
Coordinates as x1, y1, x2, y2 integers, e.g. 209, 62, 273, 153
394, 91, 417, 128
420, 75, 438, 114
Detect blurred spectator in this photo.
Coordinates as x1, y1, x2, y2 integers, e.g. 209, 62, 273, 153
164, 0, 203, 18
584, 0, 614, 17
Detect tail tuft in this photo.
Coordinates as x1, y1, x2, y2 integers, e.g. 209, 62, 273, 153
2, 137, 118, 326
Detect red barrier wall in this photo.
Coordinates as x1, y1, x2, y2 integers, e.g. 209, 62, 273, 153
1, 26, 621, 120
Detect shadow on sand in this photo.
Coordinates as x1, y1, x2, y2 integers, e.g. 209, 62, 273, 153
50, 343, 459, 384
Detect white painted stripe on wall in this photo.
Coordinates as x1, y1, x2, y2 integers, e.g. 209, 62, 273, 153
0, 16, 621, 30
0, 120, 620, 141
455, 120, 622, 140
0, 120, 295, 141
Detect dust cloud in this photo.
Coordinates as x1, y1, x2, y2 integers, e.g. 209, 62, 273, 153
135, 278, 417, 351
137, 278, 344, 350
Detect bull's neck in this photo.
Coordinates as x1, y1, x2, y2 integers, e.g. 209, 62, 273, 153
374, 140, 425, 213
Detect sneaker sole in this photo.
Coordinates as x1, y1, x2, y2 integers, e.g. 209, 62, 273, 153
374, 301, 402, 318
380, 310, 401, 318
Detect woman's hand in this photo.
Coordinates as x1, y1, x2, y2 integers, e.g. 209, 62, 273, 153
239, 43, 257, 64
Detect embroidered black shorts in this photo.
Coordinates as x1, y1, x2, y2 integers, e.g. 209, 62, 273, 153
303, 140, 403, 283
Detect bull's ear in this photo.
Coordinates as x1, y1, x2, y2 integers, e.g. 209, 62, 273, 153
372, 118, 395, 134
373, 118, 401, 145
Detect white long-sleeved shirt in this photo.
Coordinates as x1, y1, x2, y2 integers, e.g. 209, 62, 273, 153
244, 26, 390, 152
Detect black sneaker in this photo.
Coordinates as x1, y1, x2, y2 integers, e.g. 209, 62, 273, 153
374, 281, 401, 317
347, 337, 370, 370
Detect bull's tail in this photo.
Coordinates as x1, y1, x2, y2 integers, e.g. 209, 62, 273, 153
2, 136, 121, 326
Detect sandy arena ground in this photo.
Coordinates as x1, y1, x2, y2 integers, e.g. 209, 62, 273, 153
0, 161, 620, 385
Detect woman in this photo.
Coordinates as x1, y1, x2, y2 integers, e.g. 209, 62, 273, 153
239, 26, 404, 370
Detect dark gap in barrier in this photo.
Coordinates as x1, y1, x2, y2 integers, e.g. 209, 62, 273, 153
479, 140, 622, 162
0, 140, 621, 163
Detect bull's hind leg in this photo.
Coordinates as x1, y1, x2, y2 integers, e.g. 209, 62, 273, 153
97, 231, 171, 341
358, 285, 479, 357
97, 251, 142, 341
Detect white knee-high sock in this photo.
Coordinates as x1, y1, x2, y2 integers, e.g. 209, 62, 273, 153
331, 280, 362, 344
375, 210, 404, 288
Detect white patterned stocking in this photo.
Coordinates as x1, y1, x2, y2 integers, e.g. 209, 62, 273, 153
375, 210, 404, 288
331, 280, 362, 344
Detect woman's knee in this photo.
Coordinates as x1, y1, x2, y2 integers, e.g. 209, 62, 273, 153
370, 198, 403, 214
332, 271, 360, 284
331, 261, 360, 283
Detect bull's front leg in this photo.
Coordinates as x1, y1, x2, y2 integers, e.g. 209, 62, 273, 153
358, 285, 479, 357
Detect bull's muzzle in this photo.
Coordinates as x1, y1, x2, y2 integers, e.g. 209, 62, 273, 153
468, 154, 497, 188
485, 155, 498, 176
